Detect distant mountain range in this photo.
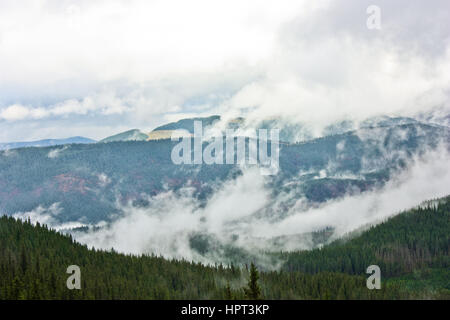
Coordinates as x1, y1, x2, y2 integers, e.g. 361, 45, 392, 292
99, 115, 221, 142
1, 113, 449, 267
0, 136, 96, 151
1, 115, 448, 224
98, 114, 442, 144
5, 114, 446, 149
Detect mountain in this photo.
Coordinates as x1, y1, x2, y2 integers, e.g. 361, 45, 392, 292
251, 116, 423, 143
146, 130, 191, 141
1, 195, 448, 299
150, 115, 310, 143
1, 114, 448, 300
152, 115, 221, 133
100, 115, 431, 145
0, 137, 95, 151
0, 119, 448, 225
99, 129, 149, 143
282, 196, 450, 278
98, 116, 221, 143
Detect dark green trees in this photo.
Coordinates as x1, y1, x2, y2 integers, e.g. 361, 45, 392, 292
244, 263, 262, 300
0, 196, 448, 300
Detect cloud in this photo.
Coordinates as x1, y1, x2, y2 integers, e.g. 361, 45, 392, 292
1, 148, 17, 157
258, 146, 450, 239
216, 0, 450, 133
0, 0, 306, 85
97, 173, 111, 187
2, 1, 448, 142
70, 144, 450, 264
72, 169, 268, 262
47, 145, 68, 158
0, 92, 132, 121
12, 203, 86, 230
0, 104, 43, 121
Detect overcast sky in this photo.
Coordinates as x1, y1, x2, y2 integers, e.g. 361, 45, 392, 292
0, 0, 449, 141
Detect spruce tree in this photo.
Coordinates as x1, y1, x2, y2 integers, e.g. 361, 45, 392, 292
225, 282, 233, 300
244, 263, 262, 300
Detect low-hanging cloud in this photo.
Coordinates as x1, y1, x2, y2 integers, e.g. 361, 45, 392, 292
47, 145, 68, 158
69, 144, 450, 265
12, 203, 87, 231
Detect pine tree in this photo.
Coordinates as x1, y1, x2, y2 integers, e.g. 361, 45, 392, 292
225, 282, 233, 300
244, 263, 262, 300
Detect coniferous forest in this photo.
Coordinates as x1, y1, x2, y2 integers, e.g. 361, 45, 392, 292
1, 197, 448, 300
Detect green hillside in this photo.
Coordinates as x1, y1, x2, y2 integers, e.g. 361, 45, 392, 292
282, 197, 450, 278
152, 115, 220, 133
1, 196, 449, 300
99, 129, 148, 143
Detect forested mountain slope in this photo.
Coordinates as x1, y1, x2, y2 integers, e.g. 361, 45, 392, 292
1, 196, 448, 299
282, 197, 450, 279
1, 122, 448, 224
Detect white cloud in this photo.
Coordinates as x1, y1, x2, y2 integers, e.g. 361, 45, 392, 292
0, 92, 132, 121
0, 0, 449, 141
257, 147, 450, 239
97, 173, 111, 187
0, 0, 307, 86
12, 203, 87, 230
218, 28, 450, 134
72, 145, 450, 262
0, 104, 46, 121
47, 145, 68, 158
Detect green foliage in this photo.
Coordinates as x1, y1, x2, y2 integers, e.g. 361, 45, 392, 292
282, 197, 450, 279
0, 215, 398, 300
0, 196, 448, 300
244, 263, 262, 300
224, 282, 233, 300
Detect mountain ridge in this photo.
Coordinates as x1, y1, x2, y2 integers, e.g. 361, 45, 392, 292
0, 136, 96, 151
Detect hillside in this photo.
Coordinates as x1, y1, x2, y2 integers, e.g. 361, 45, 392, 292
152, 115, 221, 133
99, 129, 149, 143
282, 197, 450, 279
0, 196, 449, 299
0, 121, 448, 225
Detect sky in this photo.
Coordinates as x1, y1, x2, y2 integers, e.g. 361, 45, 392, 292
0, 0, 449, 142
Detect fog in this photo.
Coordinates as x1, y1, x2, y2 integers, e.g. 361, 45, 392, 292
63, 144, 450, 265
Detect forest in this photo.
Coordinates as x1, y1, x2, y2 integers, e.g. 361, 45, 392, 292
1, 121, 447, 224
0, 196, 448, 299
